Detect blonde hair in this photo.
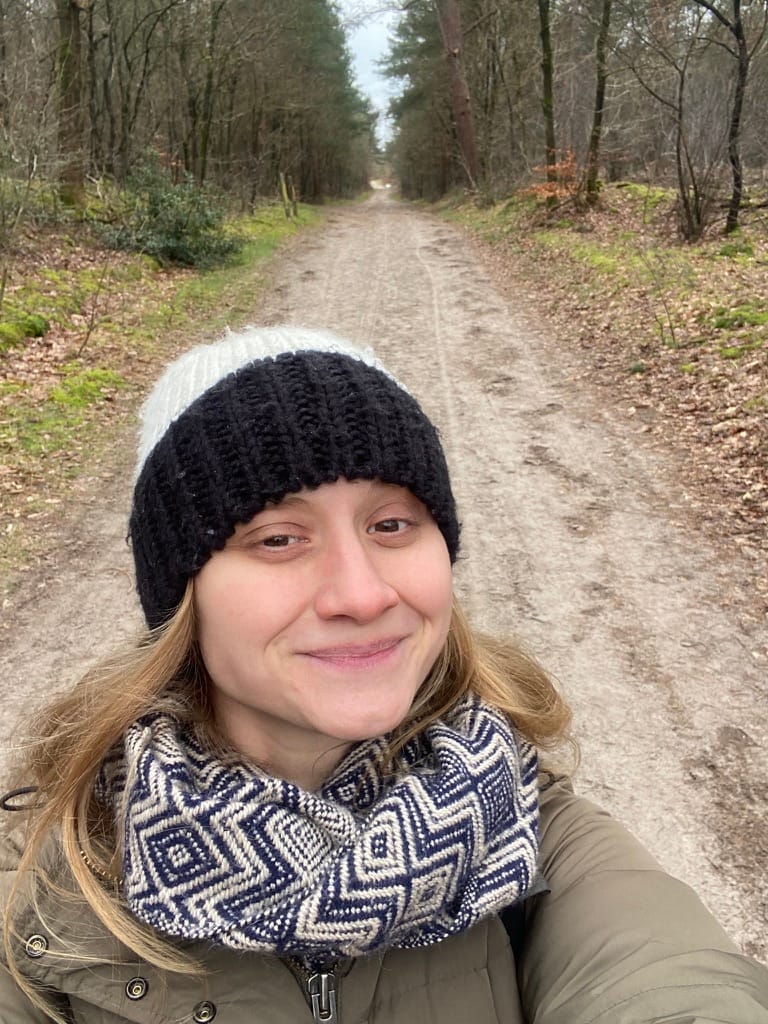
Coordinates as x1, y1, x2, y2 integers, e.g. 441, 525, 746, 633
3, 584, 572, 1018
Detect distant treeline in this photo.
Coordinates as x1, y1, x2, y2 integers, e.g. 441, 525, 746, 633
384, 1, 768, 237
2, 0, 373, 205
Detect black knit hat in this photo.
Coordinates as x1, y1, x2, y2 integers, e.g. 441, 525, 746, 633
130, 326, 460, 627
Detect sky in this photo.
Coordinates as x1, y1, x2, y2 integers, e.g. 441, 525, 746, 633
341, 5, 400, 144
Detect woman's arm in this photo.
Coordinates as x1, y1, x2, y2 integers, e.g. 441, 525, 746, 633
519, 774, 768, 1024
0, 968, 65, 1024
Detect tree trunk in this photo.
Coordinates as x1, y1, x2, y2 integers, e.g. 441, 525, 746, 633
55, 0, 85, 204
435, 0, 481, 189
199, 1, 226, 185
585, 0, 613, 204
724, 2, 747, 234
0, 2, 9, 134
537, 0, 556, 181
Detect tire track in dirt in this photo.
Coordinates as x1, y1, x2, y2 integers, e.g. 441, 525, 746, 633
1, 192, 765, 960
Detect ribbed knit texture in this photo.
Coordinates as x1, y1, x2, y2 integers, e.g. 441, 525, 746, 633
130, 328, 459, 627
98, 695, 539, 966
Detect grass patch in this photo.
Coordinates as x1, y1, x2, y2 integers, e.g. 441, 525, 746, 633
712, 304, 768, 329
717, 239, 754, 260
1, 199, 327, 583
2, 365, 126, 455
718, 339, 764, 360
615, 182, 673, 216
138, 203, 324, 338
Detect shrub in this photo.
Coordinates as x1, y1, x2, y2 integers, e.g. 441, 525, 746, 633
0, 313, 49, 352
101, 153, 242, 268
0, 322, 24, 352
18, 313, 49, 337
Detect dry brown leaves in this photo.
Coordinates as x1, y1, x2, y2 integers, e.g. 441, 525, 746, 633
0, 226, 193, 578
463, 187, 767, 611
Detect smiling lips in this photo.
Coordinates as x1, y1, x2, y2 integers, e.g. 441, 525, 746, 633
302, 637, 404, 668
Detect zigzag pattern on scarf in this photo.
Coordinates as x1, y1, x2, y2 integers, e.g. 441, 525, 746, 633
103, 696, 539, 959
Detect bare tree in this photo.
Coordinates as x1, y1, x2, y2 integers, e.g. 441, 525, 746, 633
435, 0, 481, 188
692, 0, 768, 233
537, 0, 557, 182
585, 0, 613, 203
56, 0, 87, 203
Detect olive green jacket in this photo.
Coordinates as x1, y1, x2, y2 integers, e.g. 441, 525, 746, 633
1, 776, 766, 1024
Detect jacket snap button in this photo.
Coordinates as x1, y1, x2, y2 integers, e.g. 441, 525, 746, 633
125, 977, 148, 1000
192, 1001, 217, 1022
25, 935, 48, 958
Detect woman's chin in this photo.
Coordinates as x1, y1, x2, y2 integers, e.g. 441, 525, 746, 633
323, 703, 412, 745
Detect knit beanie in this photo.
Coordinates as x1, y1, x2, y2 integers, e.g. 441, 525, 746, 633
130, 326, 460, 628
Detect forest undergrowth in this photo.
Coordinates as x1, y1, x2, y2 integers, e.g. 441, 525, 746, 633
443, 183, 768, 611
0, 203, 323, 589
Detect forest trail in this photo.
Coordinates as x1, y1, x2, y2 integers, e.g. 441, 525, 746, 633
1, 191, 765, 960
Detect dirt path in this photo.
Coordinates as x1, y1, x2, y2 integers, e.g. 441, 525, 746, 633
1, 191, 765, 960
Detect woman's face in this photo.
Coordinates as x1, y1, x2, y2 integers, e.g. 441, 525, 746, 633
194, 478, 453, 789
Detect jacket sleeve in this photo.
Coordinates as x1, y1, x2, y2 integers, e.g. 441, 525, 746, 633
0, 967, 62, 1024
518, 774, 768, 1024
1, 827, 72, 1023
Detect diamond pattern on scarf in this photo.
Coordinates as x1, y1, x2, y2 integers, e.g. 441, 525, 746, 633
101, 696, 539, 960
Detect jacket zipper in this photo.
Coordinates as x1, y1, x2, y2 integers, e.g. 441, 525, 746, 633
283, 957, 341, 1023
307, 968, 339, 1023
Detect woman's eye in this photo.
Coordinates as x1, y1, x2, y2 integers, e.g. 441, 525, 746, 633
261, 534, 301, 548
369, 518, 409, 535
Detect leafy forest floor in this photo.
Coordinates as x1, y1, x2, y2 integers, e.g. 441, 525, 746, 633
1, 184, 767, 618
443, 184, 768, 612
0, 204, 324, 591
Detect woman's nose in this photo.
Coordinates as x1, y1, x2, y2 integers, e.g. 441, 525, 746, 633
314, 537, 399, 622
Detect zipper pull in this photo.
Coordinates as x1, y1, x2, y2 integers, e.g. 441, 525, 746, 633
307, 970, 338, 1023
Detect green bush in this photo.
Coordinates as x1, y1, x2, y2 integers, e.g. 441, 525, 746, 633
0, 322, 24, 352
18, 313, 49, 337
0, 313, 49, 352
101, 153, 243, 268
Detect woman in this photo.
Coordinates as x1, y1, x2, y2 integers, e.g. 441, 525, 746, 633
2, 326, 766, 1023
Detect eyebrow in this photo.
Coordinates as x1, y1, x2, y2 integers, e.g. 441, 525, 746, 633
266, 494, 309, 510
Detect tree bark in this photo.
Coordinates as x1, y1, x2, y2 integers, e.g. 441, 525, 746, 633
435, 0, 481, 189
537, 0, 556, 181
585, 0, 613, 204
725, 7, 747, 234
56, 0, 85, 203
692, 0, 767, 234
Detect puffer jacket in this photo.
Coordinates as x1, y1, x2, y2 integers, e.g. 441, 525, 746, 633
1, 776, 766, 1024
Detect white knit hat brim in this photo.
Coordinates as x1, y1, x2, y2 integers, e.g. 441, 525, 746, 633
135, 325, 394, 479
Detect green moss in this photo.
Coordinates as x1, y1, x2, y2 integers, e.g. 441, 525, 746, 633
577, 248, 620, 274
712, 304, 768, 329
718, 339, 764, 360
680, 363, 696, 373
0, 311, 50, 351
50, 366, 125, 408
717, 239, 754, 259
616, 182, 672, 210
3, 366, 126, 456
18, 313, 50, 337
0, 322, 25, 351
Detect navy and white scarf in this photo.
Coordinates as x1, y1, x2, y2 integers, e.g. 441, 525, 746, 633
101, 695, 539, 962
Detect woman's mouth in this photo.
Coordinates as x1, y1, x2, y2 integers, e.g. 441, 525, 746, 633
301, 637, 404, 669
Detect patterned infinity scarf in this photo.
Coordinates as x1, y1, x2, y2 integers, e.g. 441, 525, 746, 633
100, 695, 539, 962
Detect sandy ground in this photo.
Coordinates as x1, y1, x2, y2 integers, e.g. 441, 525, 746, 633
1, 191, 766, 961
